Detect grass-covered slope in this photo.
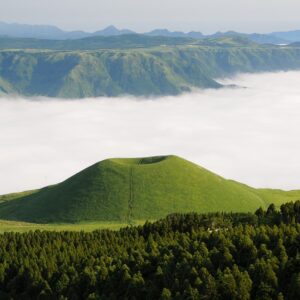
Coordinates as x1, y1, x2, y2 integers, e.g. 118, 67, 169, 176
0, 34, 195, 50
1, 155, 300, 223
1, 38, 300, 97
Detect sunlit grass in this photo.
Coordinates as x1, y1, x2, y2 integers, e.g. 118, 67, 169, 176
0, 219, 148, 233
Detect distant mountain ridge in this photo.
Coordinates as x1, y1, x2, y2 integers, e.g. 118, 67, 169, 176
0, 21, 300, 44
0, 35, 300, 98
0, 21, 88, 40
0, 22, 135, 40
270, 30, 300, 43
146, 29, 287, 44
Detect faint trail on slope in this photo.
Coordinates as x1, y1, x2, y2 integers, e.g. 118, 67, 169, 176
127, 167, 134, 225
128, 159, 144, 224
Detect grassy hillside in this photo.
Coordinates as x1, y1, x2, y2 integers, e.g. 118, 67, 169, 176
0, 220, 142, 233
254, 188, 300, 207
0, 35, 258, 51
0, 38, 300, 97
0, 34, 195, 50
1, 155, 300, 224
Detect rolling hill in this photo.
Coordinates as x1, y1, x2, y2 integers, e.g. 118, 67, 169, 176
0, 155, 299, 224
0, 34, 195, 50
1, 36, 300, 97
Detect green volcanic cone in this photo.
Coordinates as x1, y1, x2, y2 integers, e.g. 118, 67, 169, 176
0, 155, 299, 223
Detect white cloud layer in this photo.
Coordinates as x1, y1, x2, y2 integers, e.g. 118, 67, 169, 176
1, 71, 300, 194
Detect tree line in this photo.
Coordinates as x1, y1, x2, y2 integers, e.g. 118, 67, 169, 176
0, 201, 300, 299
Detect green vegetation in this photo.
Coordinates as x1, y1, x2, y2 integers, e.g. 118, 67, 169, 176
0, 201, 300, 299
0, 220, 146, 233
0, 34, 259, 51
0, 34, 196, 50
1, 155, 300, 224
252, 188, 300, 207
0, 36, 300, 97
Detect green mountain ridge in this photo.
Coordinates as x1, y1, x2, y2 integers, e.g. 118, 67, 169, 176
0, 34, 196, 50
1, 36, 300, 97
0, 155, 299, 223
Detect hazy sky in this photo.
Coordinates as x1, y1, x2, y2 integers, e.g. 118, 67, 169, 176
1, 71, 300, 194
1, 0, 300, 33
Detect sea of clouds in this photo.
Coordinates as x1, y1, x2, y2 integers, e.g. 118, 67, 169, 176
1, 71, 300, 194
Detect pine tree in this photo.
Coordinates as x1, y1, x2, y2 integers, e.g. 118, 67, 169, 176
218, 267, 238, 299
160, 288, 172, 300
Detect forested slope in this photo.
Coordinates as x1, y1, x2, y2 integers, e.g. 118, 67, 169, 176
0, 202, 300, 299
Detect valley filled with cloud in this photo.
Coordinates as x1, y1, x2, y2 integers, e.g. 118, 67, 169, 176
1, 71, 300, 194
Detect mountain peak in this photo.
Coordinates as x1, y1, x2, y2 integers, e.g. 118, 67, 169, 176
93, 25, 134, 36
0, 155, 279, 223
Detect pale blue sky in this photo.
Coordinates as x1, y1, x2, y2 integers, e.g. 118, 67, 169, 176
1, 0, 300, 33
